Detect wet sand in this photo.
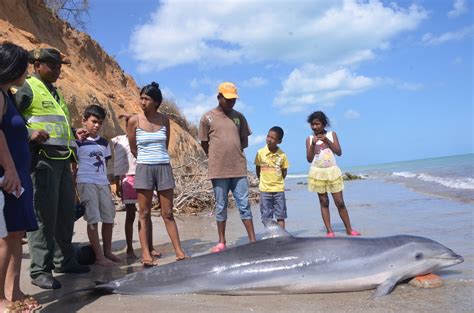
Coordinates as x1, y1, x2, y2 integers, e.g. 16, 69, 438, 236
19, 178, 473, 312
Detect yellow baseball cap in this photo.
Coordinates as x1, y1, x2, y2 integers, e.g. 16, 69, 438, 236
218, 82, 239, 99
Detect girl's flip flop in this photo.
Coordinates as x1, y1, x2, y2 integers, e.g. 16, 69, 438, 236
211, 243, 226, 253
350, 230, 361, 236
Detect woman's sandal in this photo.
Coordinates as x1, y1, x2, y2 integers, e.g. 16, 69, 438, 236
325, 232, 335, 238
22, 295, 42, 312
176, 255, 190, 261
4, 300, 25, 313
141, 259, 159, 267
151, 250, 162, 259
23, 295, 43, 312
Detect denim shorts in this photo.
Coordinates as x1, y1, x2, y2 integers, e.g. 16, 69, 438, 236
260, 191, 287, 223
211, 177, 253, 222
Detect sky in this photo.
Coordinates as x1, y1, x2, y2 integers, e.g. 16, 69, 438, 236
85, 0, 473, 173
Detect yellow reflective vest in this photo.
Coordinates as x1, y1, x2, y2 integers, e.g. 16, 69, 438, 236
21, 76, 75, 160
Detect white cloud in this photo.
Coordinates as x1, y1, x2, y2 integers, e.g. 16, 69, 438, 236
241, 77, 267, 88
344, 109, 360, 119
130, 0, 427, 71
180, 93, 217, 124
189, 77, 218, 89
274, 65, 375, 113
448, 0, 468, 18
249, 134, 266, 146
422, 26, 474, 45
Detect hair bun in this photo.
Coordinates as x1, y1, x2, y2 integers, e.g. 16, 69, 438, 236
151, 81, 160, 88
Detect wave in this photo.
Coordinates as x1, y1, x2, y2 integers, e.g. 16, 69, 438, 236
393, 171, 417, 178
392, 171, 474, 190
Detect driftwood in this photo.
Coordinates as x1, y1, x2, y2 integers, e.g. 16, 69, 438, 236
172, 158, 259, 214
172, 156, 214, 214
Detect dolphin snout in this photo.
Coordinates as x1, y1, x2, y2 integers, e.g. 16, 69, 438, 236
453, 254, 464, 264
439, 251, 464, 264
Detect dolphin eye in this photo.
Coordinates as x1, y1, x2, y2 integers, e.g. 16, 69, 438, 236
415, 252, 424, 260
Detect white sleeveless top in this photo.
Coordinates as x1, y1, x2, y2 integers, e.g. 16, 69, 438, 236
310, 131, 337, 168
136, 126, 170, 165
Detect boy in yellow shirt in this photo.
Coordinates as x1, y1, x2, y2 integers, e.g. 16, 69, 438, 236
254, 126, 289, 229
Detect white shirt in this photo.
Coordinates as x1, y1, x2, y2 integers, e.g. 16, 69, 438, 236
111, 135, 136, 176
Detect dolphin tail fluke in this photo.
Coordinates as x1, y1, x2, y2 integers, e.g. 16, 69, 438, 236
94, 282, 116, 294
373, 277, 398, 298
60, 281, 115, 296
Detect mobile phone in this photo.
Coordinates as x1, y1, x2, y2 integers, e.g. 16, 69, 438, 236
0, 176, 24, 198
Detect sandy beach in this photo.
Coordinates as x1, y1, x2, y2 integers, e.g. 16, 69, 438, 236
18, 177, 473, 313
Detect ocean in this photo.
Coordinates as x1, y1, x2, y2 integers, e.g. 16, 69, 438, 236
288, 153, 474, 204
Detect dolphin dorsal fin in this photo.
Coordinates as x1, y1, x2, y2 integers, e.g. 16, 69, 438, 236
262, 220, 292, 239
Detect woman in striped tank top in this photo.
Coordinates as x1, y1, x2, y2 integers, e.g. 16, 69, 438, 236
127, 82, 187, 266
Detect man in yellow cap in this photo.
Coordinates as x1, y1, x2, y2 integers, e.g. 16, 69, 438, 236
198, 82, 256, 253
15, 48, 90, 289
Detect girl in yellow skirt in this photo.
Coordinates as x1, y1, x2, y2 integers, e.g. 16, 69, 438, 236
305, 111, 361, 237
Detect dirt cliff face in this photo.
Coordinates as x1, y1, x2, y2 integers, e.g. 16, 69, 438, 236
0, 0, 205, 166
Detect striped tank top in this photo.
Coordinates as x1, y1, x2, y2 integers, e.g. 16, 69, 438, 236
136, 126, 170, 164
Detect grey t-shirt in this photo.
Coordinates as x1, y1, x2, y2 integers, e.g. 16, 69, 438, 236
198, 107, 251, 179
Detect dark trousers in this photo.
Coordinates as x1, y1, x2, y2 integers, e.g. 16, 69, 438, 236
27, 155, 78, 278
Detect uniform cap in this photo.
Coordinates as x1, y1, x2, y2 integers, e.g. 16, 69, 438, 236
28, 48, 70, 64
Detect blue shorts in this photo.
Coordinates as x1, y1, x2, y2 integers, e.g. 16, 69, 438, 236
259, 191, 287, 223
211, 177, 253, 222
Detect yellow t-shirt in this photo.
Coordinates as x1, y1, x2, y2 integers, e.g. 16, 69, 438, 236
254, 146, 289, 192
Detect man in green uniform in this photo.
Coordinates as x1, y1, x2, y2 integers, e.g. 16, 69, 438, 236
15, 48, 90, 289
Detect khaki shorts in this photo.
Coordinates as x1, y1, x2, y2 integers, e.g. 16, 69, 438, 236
0, 190, 6, 238
77, 183, 116, 224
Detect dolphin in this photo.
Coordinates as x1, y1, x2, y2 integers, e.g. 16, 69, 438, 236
96, 229, 463, 297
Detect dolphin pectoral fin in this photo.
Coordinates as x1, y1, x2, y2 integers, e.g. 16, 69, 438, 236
262, 220, 292, 239
373, 278, 399, 298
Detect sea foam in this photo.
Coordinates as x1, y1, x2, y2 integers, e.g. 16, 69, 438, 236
392, 172, 474, 190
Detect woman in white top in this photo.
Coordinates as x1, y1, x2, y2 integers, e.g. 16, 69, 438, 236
306, 111, 361, 238
127, 82, 186, 267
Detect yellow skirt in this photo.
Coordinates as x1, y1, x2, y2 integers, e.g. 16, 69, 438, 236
307, 165, 344, 194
